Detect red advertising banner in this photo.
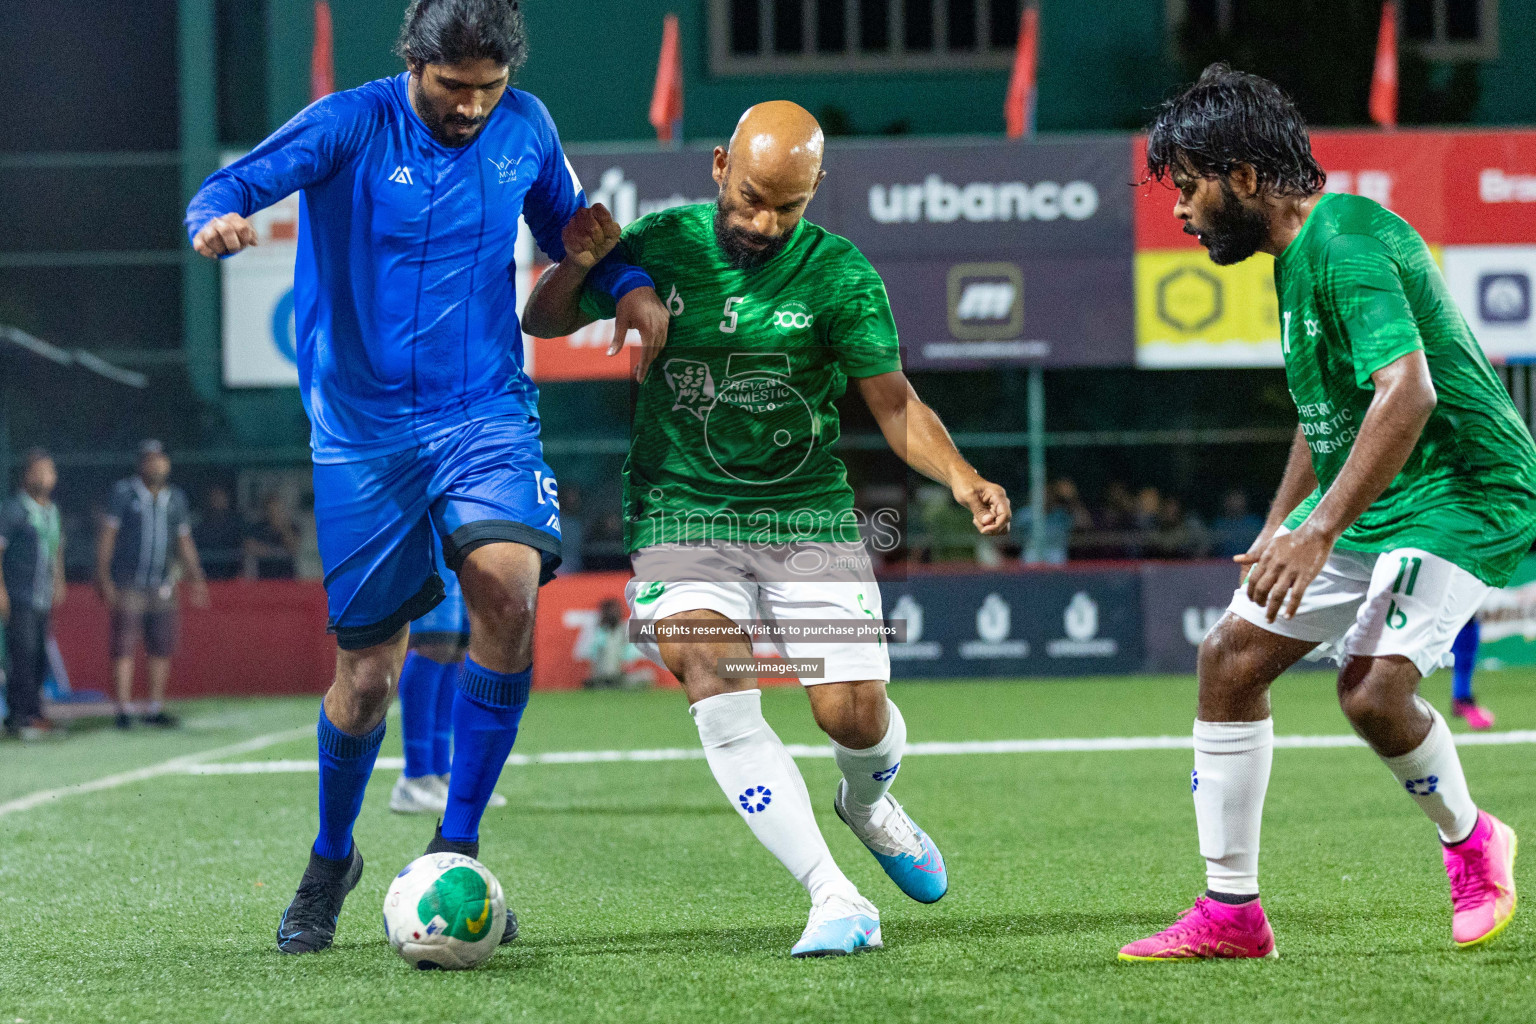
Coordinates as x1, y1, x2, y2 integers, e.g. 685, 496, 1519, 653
518, 263, 639, 382
1134, 129, 1536, 249
531, 572, 675, 691
1134, 129, 1536, 368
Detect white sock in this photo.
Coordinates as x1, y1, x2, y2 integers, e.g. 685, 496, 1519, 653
1380, 699, 1479, 843
691, 690, 857, 904
1193, 718, 1273, 897
830, 699, 906, 821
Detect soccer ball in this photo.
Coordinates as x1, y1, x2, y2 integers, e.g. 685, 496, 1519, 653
383, 853, 507, 970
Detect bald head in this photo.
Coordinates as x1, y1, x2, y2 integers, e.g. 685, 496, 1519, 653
727, 101, 824, 189
711, 102, 827, 270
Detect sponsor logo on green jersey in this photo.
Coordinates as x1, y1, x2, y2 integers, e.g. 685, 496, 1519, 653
771, 300, 815, 336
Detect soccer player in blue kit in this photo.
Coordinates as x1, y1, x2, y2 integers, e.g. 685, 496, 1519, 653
186, 0, 669, 954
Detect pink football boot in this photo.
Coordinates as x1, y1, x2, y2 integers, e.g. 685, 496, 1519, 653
1119, 896, 1278, 961
1450, 699, 1496, 731
1444, 810, 1518, 949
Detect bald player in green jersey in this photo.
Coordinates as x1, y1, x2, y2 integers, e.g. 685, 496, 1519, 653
1120, 65, 1533, 964
523, 101, 1010, 957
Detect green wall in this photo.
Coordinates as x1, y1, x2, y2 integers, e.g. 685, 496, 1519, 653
1476, 0, 1536, 124
263, 0, 1174, 142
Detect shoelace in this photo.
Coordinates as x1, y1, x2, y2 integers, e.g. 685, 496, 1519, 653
1447, 846, 1490, 905
809, 894, 870, 929
1157, 898, 1214, 939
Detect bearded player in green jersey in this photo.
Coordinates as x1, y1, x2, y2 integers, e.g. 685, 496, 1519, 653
523, 101, 1010, 957
1121, 65, 1535, 963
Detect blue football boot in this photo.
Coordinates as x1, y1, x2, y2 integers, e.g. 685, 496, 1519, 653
834, 781, 949, 904
790, 893, 883, 958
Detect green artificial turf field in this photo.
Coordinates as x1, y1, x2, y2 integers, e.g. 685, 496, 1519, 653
2, 670, 1532, 1024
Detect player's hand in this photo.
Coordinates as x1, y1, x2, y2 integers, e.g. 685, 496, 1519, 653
53, 578, 67, 609
188, 578, 211, 610
1233, 527, 1279, 584
97, 580, 118, 610
953, 474, 1012, 536
0, 589, 10, 623
1243, 523, 1333, 622
611, 286, 672, 381
192, 213, 259, 259
561, 203, 622, 271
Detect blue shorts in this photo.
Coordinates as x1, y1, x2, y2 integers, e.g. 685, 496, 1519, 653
411, 533, 469, 641
314, 415, 562, 650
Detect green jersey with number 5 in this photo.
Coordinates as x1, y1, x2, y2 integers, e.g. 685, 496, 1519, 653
580, 203, 902, 553
1276, 192, 1536, 586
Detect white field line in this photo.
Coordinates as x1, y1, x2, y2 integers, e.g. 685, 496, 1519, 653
11, 729, 1536, 808
179, 729, 1536, 775
0, 725, 312, 818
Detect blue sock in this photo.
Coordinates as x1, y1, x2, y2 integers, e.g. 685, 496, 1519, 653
1451, 618, 1480, 702
314, 706, 385, 861
397, 651, 438, 779
431, 659, 459, 777
440, 657, 530, 844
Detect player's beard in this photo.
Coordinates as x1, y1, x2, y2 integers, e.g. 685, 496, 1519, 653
424, 108, 488, 148
713, 198, 790, 271
1193, 183, 1270, 266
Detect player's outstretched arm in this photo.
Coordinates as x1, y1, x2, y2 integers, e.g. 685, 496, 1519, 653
1246, 351, 1436, 621
857, 371, 1011, 536
522, 204, 671, 380
192, 213, 259, 259
522, 204, 619, 336
186, 92, 367, 260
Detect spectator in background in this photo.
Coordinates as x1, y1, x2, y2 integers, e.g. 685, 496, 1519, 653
0, 449, 66, 739
1020, 478, 1092, 564
193, 485, 243, 580
1210, 488, 1265, 558
578, 598, 647, 689
243, 491, 299, 579
1152, 494, 1211, 558
97, 440, 210, 730
1097, 481, 1137, 532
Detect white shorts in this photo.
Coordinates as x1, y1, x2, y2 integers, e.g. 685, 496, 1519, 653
626, 542, 891, 686
1227, 530, 1490, 677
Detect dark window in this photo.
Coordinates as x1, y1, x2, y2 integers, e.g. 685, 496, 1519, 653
948, 0, 978, 49
859, 0, 890, 50
988, 0, 1021, 49
731, 0, 761, 53
773, 0, 804, 53
1403, 0, 1435, 40
817, 0, 848, 51
1445, 0, 1480, 40
1184, 0, 1220, 34
904, 0, 934, 50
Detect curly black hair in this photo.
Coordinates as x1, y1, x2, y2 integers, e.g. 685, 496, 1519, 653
1145, 63, 1325, 197
395, 0, 527, 75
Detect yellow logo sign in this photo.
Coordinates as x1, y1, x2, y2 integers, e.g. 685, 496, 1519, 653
464, 900, 491, 935
1135, 250, 1280, 367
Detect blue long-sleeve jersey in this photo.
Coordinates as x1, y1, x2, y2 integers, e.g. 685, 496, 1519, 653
187, 74, 649, 463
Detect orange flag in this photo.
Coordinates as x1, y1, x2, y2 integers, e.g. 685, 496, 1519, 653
1005, 4, 1039, 139
310, 1, 335, 102
1369, 1, 1398, 128
650, 13, 684, 144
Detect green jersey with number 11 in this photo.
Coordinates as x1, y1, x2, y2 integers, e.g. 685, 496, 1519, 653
580, 203, 902, 553
1277, 192, 1536, 586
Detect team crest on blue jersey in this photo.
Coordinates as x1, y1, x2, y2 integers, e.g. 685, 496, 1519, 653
487, 154, 523, 185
